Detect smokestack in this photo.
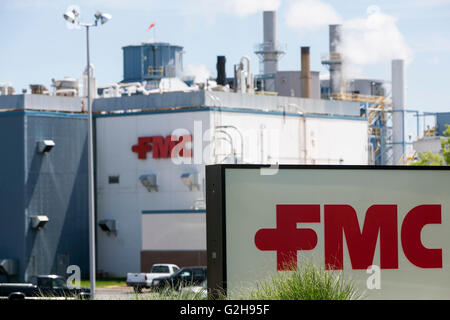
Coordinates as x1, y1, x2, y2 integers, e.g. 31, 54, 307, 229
216, 56, 227, 86
392, 59, 406, 165
329, 24, 343, 95
262, 11, 277, 91
255, 11, 285, 93
301, 47, 311, 98
263, 11, 277, 48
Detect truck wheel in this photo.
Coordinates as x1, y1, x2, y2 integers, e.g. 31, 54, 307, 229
134, 286, 143, 293
8, 292, 25, 300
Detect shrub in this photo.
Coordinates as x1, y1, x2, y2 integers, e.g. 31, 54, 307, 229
242, 263, 363, 300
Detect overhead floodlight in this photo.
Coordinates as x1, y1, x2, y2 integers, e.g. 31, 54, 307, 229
30, 215, 49, 229
98, 219, 117, 233
181, 173, 200, 191
139, 174, 158, 192
94, 11, 112, 25
37, 140, 55, 153
63, 5, 80, 24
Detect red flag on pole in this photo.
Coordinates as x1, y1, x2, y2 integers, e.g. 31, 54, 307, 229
146, 23, 155, 32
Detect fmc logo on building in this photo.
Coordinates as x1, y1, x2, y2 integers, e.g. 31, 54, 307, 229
254, 204, 442, 271
131, 135, 193, 159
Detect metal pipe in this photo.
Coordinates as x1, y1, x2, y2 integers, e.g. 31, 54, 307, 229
85, 24, 96, 300
216, 56, 226, 86
301, 47, 311, 98
392, 59, 406, 165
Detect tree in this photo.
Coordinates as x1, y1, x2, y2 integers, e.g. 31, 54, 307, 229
411, 152, 444, 166
411, 124, 450, 166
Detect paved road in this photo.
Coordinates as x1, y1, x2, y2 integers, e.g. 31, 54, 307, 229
94, 287, 159, 300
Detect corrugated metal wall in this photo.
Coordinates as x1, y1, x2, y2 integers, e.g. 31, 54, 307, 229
122, 43, 184, 82
0, 113, 25, 282
0, 111, 89, 282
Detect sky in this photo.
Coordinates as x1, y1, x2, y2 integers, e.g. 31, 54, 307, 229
0, 0, 450, 114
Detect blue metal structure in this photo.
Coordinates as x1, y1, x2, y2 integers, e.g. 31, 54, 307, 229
0, 110, 89, 282
436, 112, 450, 136
122, 42, 184, 83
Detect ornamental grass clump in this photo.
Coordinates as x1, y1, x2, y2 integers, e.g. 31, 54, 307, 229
245, 263, 363, 300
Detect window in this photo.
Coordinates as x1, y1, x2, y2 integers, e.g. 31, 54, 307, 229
53, 278, 67, 288
193, 269, 206, 281
108, 176, 120, 184
151, 265, 170, 273
179, 270, 192, 280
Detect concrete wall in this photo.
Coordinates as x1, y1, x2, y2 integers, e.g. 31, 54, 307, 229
95, 111, 210, 276
275, 71, 320, 99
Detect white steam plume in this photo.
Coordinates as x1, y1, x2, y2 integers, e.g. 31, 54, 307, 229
342, 6, 413, 66
184, 64, 211, 84
286, 1, 413, 73
286, 0, 342, 31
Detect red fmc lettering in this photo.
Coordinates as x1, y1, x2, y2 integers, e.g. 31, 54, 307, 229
324, 205, 398, 270
131, 135, 192, 159
254, 204, 442, 271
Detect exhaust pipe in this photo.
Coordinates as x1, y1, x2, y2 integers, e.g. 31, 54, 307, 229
216, 56, 227, 86
301, 47, 311, 98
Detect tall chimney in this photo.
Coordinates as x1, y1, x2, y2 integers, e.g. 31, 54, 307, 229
392, 59, 406, 165
301, 47, 311, 98
263, 11, 277, 92
216, 56, 227, 86
329, 24, 343, 95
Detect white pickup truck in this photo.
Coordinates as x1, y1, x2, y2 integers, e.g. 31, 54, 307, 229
126, 264, 180, 293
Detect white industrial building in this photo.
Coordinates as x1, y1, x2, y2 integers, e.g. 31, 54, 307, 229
93, 91, 368, 276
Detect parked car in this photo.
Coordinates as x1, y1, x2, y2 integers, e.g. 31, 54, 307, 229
0, 275, 90, 300
126, 264, 180, 293
151, 266, 207, 291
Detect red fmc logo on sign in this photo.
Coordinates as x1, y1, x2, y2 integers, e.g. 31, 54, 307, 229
132, 135, 193, 159
254, 204, 442, 271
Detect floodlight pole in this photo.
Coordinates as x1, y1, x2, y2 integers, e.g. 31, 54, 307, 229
65, 9, 109, 301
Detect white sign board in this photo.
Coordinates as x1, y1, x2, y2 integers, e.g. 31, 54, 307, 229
206, 165, 450, 299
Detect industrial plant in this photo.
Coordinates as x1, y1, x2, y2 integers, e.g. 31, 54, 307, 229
0, 9, 448, 283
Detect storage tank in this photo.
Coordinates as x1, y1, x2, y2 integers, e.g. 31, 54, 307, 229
122, 41, 184, 83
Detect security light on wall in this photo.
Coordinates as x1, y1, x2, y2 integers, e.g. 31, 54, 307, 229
139, 174, 158, 192
181, 173, 200, 191
0, 259, 18, 276
30, 215, 49, 229
37, 140, 55, 153
98, 219, 117, 233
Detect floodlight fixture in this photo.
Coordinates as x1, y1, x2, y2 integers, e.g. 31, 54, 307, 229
63, 6, 80, 24
94, 11, 112, 25
0, 259, 18, 276
139, 174, 158, 192
38, 140, 55, 153
30, 215, 49, 229
98, 219, 117, 233
181, 172, 200, 191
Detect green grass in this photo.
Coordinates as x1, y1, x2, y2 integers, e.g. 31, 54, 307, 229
238, 263, 363, 300
79, 277, 127, 288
